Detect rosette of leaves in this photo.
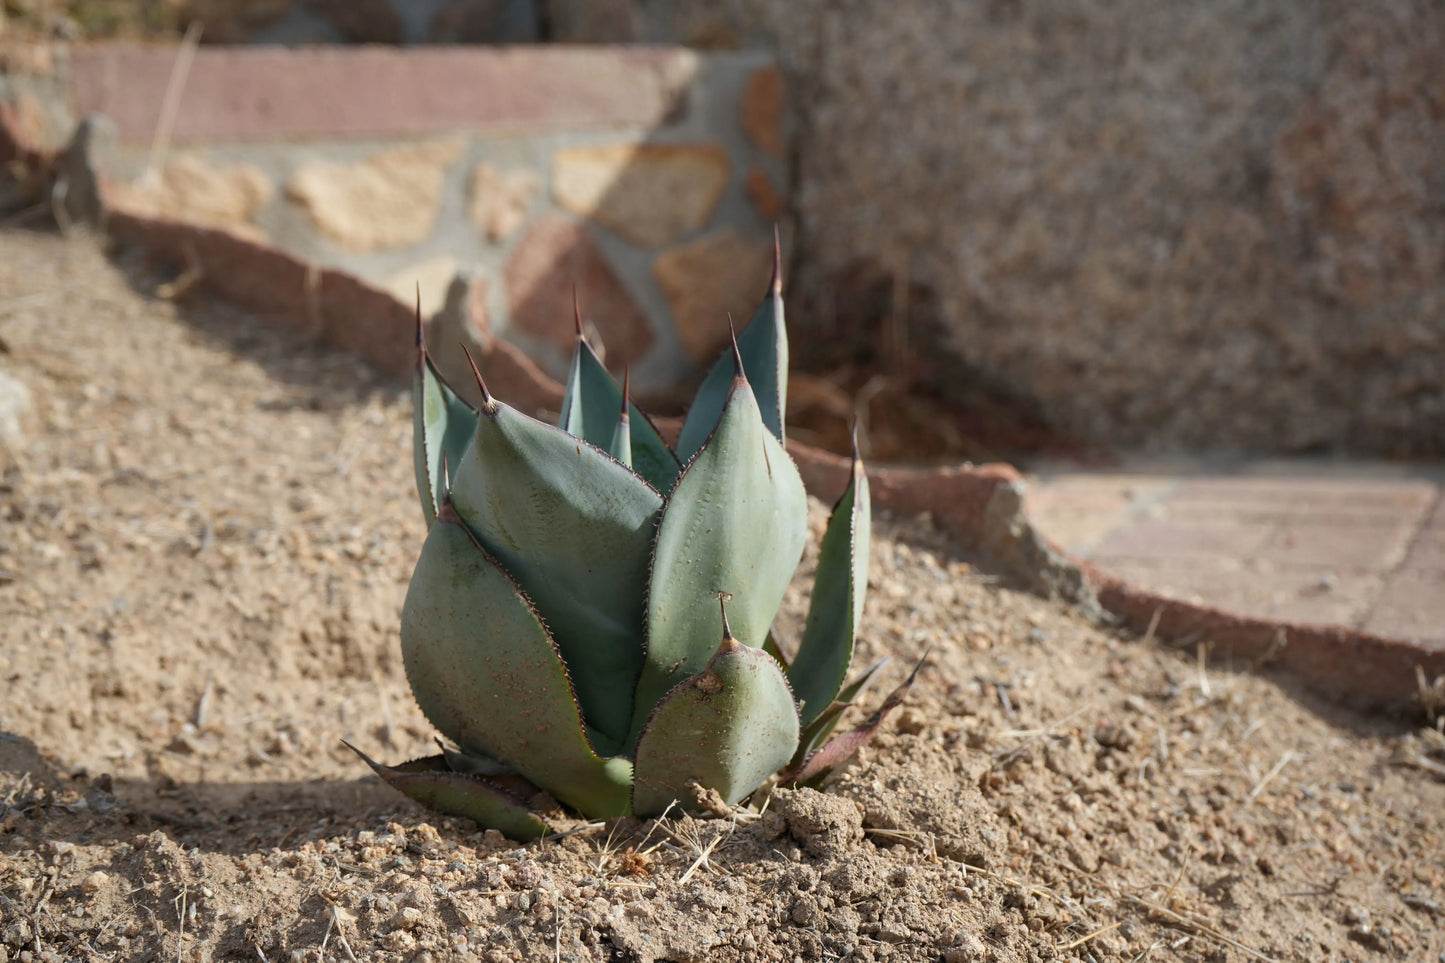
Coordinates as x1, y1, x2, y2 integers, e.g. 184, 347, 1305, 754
350, 250, 918, 839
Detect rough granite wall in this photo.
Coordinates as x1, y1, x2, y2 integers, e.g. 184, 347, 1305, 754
617, 0, 1445, 455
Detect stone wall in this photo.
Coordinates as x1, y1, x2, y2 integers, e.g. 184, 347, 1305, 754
606, 0, 1444, 456
45, 43, 787, 393
7, 2, 1443, 454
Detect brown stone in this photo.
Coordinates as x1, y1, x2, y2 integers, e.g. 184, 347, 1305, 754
745, 166, 784, 222
105, 210, 415, 377
654, 229, 772, 362
286, 139, 463, 252
504, 213, 653, 365
468, 164, 540, 241
552, 143, 730, 248
109, 153, 273, 238
740, 65, 784, 158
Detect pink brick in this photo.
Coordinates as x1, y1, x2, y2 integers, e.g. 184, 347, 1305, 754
70, 44, 696, 144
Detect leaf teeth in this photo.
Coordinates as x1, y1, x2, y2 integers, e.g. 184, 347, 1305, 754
459, 342, 499, 415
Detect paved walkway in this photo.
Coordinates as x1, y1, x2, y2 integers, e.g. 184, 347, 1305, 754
1024, 457, 1445, 650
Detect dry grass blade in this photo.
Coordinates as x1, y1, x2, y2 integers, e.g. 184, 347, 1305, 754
1246, 751, 1296, 804
1058, 921, 1121, 952
1125, 894, 1276, 961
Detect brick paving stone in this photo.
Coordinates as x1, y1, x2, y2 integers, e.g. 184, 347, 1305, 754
1254, 521, 1419, 572
1168, 477, 1436, 513
1089, 519, 1270, 561
1363, 571, 1445, 648
1023, 475, 1174, 553
1095, 559, 1380, 628
1402, 529, 1445, 574
1027, 460, 1445, 643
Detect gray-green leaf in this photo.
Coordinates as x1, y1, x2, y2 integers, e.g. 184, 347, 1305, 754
632, 631, 800, 816
413, 341, 478, 526
448, 390, 663, 751
400, 507, 634, 816
632, 370, 807, 743
676, 254, 786, 463
560, 333, 680, 493
788, 449, 871, 726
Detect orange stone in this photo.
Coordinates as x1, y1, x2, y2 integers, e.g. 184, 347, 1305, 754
745, 166, 785, 222
740, 65, 785, 158
654, 229, 773, 363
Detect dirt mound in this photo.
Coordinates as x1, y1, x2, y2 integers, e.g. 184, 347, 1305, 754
2, 229, 1443, 961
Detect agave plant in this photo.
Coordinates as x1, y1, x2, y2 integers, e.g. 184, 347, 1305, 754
350, 249, 918, 839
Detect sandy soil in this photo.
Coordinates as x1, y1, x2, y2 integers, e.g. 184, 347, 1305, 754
2, 228, 1444, 963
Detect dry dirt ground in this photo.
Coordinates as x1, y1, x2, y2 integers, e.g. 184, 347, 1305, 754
1, 228, 1444, 963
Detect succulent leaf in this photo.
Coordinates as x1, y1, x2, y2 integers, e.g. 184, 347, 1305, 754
608, 369, 633, 467
558, 307, 613, 449
560, 327, 680, 492
347, 744, 552, 840
676, 248, 787, 463
383, 237, 890, 838
632, 370, 807, 742
785, 654, 927, 787
787, 447, 872, 726
412, 334, 478, 526
400, 507, 634, 816
788, 656, 889, 771
631, 624, 800, 816
449, 380, 663, 749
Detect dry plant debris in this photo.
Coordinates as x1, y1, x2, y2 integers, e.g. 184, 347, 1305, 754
1, 229, 1443, 961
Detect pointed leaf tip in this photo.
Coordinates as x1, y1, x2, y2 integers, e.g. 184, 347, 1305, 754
771, 225, 783, 295
728, 317, 746, 382
619, 366, 632, 422
718, 595, 738, 648
572, 286, 586, 342
459, 342, 498, 414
